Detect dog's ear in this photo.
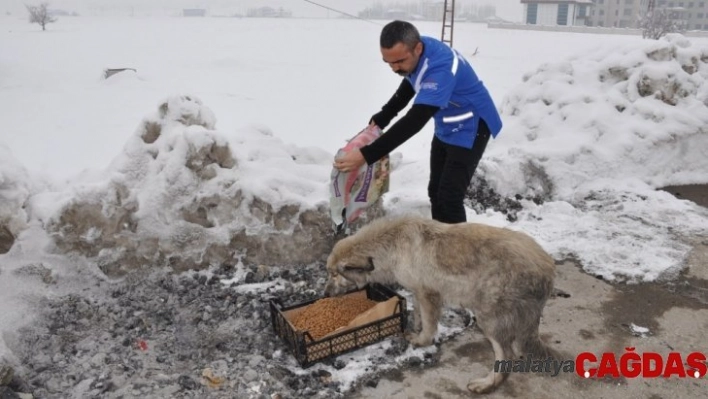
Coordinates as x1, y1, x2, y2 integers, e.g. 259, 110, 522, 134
341, 257, 375, 273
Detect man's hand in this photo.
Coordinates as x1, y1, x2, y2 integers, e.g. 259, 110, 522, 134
333, 149, 366, 173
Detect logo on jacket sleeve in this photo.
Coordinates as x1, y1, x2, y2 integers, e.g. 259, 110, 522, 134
420, 81, 438, 91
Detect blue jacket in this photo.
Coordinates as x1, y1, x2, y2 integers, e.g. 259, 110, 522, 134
406, 36, 502, 148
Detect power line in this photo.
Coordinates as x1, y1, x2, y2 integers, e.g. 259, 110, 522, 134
300, 0, 383, 25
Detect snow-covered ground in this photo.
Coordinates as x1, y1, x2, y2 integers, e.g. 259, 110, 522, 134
1, 16, 707, 398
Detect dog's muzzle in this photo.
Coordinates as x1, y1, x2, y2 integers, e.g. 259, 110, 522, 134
324, 275, 354, 297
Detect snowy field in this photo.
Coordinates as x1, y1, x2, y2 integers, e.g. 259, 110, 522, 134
1, 15, 708, 398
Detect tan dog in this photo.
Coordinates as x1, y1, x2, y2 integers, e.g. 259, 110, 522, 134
324, 215, 558, 394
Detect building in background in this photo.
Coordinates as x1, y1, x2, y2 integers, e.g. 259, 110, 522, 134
521, 0, 707, 29
357, 1, 500, 22
521, 0, 594, 26
586, 0, 707, 29
648, 0, 708, 30
182, 9, 206, 17
246, 7, 292, 18
587, 0, 646, 27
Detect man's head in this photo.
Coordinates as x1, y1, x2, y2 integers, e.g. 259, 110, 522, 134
380, 20, 422, 77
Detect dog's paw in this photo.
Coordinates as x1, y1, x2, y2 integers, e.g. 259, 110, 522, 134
405, 332, 433, 347
467, 379, 495, 394
412, 318, 422, 332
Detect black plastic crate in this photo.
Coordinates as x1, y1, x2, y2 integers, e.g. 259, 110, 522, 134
269, 284, 407, 368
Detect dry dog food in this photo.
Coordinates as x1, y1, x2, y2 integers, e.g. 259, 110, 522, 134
290, 296, 378, 340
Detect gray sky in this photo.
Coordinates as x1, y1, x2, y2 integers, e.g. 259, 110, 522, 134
2, 0, 524, 21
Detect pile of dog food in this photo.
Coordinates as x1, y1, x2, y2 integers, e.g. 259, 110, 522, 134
290, 296, 377, 339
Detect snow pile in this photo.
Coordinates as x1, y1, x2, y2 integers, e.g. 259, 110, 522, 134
42, 95, 338, 277
493, 34, 708, 198
0, 145, 32, 254
475, 34, 708, 281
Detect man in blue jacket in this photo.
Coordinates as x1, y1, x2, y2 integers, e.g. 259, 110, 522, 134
334, 20, 502, 224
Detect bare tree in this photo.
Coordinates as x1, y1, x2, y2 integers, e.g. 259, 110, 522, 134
639, 8, 686, 40
25, 3, 56, 31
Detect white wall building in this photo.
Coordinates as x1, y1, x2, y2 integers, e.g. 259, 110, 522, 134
522, 0, 594, 26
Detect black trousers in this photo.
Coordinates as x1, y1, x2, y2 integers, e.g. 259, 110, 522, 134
428, 119, 491, 224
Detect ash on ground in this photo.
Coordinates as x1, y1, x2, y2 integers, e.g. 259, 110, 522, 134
466, 177, 546, 222
4, 262, 472, 399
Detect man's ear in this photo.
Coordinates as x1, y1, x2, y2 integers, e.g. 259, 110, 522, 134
414, 41, 423, 56
340, 257, 375, 273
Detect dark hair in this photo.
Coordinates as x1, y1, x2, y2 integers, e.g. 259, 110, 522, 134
380, 20, 420, 50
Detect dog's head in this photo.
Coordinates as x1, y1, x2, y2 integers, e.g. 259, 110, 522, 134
324, 249, 375, 297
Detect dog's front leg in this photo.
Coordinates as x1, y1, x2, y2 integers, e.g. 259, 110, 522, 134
411, 297, 422, 332
406, 290, 442, 347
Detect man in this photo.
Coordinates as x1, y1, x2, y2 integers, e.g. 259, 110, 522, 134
333, 20, 502, 224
